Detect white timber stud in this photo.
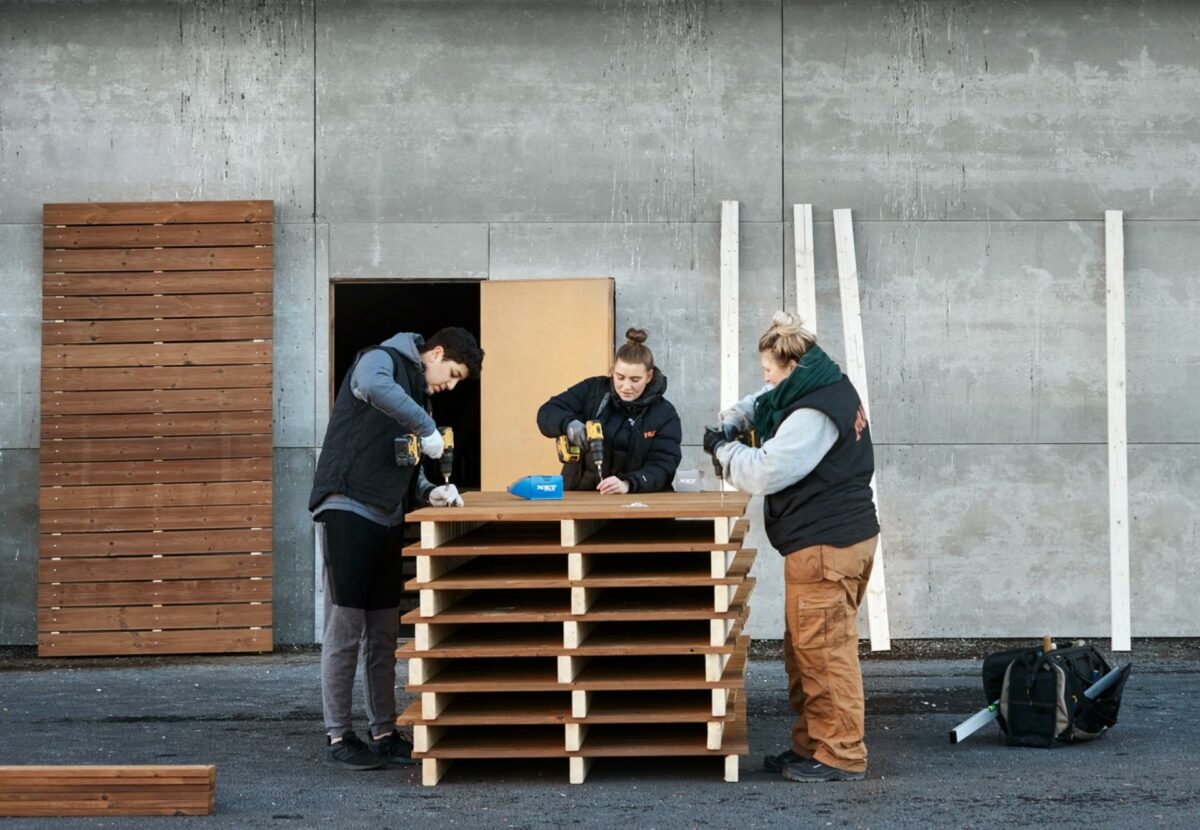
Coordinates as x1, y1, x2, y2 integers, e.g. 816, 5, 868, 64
416, 554, 473, 583
557, 655, 589, 683
1106, 209, 1132, 652
569, 756, 593, 785
571, 690, 593, 718
409, 657, 443, 686
720, 199, 740, 512
714, 584, 734, 613
563, 620, 596, 649
561, 519, 605, 547
705, 652, 731, 682
710, 618, 734, 647
567, 552, 592, 581
724, 755, 739, 783
414, 622, 460, 652
710, 549, 736, 579
711, 688, 728, 717
571, 586, 600, 616
413, 725, 445, 754
422, 758, 451, 787
565, 723, 589, 752
420, 588, 467, 618
420, 520, 484, 549
833, 208, 891, 652
707, 721, 726, 751
793, 203, 817, 333
421, 691, 454, 720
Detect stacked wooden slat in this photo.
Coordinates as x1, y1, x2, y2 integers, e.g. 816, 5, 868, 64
0, 765, 215, 817
398, 491, 753, 785
39, 201, 274, 657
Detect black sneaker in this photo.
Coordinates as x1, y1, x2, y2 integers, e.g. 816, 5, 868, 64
762, 748, 808, 773
369, 729, 417, 766
326, 731, 387, 770
783, 760, 866, 782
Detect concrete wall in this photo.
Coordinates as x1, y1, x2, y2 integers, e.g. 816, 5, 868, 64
2, 0, 1197, 645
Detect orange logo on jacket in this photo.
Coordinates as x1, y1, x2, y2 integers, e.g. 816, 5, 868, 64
643, 430, 656, 439
853, 406, 868, 440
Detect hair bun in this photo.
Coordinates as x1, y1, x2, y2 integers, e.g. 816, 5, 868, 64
769, 311, 805, 337
624, 327, 649, 345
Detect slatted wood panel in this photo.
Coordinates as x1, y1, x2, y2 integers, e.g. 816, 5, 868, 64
399, 491, 753, 785
0, 765, 215, 817
39, 201, 273, 657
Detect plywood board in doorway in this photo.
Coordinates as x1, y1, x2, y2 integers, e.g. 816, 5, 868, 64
480, 279, 614, 491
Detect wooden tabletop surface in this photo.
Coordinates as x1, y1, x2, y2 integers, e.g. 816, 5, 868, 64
406, 490, 751, 522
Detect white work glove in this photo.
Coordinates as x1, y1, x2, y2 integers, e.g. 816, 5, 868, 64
428, 484, 464, 508
420, 429, 445, 459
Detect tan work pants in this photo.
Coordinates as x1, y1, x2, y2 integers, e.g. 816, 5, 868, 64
782, 536, 877, 773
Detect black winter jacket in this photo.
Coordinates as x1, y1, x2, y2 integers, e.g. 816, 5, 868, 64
536, 372, 683, 492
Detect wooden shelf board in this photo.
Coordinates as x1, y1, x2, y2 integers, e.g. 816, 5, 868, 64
406, 491, 749, 523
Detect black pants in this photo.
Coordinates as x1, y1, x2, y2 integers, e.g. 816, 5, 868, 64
318, 509, 404, 610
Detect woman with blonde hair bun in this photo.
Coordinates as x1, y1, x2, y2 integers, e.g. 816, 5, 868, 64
703, 310, 879, 783
537, 327, 682, 494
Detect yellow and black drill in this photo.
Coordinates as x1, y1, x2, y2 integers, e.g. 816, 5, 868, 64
395, 426, 454, 484
555, 420, 605, 483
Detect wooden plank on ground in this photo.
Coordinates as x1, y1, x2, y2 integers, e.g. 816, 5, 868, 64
45, 222, 271, 249
0, 764, 215, 818
833, 208, 890, 652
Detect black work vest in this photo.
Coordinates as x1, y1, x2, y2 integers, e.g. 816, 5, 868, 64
308, 346, 428, 514
762, 376, 880, 555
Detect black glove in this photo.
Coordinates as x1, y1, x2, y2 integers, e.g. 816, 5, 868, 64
702, 426, 727, 457
565, 419, 586, 448
721, 421, 740, 442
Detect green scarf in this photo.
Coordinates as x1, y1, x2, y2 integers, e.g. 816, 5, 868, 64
753, 345, 843, 437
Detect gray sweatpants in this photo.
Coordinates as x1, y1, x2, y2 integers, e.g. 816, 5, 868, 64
321, 561, 400, 739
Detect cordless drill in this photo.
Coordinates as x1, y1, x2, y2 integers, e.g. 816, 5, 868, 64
395, 426, 454, 484
585, 420, 604, 483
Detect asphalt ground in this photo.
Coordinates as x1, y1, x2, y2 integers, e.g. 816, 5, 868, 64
1, 642, 1197, 830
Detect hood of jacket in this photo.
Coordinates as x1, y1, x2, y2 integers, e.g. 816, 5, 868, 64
379, 332, 425, 367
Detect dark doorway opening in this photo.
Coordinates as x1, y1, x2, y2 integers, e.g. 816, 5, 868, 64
332, 280, 482, 491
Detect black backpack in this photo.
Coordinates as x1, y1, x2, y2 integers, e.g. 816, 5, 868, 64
982, 643, 1131, 748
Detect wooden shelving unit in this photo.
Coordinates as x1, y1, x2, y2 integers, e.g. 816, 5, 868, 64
398, 491, 753, 785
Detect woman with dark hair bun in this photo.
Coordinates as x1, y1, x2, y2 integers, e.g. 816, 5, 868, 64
536, 327, 682, 494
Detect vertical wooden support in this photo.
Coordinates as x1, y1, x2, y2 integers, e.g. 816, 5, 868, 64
416, 554, 473, 583
409, 658, 443, 685
833, 208, 891, 652
563, 620, 596, 649
707, 721, 726, 751
724, 755, 739, 783
414, 623, 460, 651
720, 199, 740, 506
710, 618, 734, 647
710, 549, 736, 579
793, 203, 817, 333
569, 756, 592, 785
567, 552, 592, 581
571, 690, 593, 718
561, 519, 605, 547
565, 723, 589, 752
420, 589, 466, 617
571, 587, 600, 616
557, 655, 589, 683
1106, 210, 1132, 652
422, 758, 452, 787
413, 725, 445, 754
421, 520, 484, 549
705, 652, 731, 682
421, 692, 453, 720
711, 688, 728, 717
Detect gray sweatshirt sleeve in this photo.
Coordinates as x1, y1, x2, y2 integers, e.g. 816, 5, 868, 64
718, 385, 772, 433
349, 348, 438, 437
715, 408, 839, 496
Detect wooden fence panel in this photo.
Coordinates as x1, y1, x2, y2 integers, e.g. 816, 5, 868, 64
39, 200, 274, 657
